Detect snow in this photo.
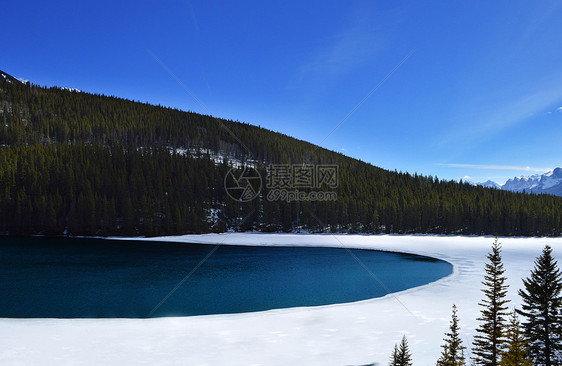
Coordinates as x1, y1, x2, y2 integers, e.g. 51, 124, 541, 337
1, 233, 562, 365
540, 169, 561, 190
542, 177, 558, 189
478, 180, 501, 189
62, 87, 81, 93
206, 207, 220, 225
170, 147, 259, 168
480, 168, 562, 196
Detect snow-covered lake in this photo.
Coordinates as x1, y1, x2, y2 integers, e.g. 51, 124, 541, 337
0, 237, 451, 318
1, 233, 561, 365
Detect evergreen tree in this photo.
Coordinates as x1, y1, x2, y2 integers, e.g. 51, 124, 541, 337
437, 304, 466, 366
500, 310, 532, 366
390, 343, 400, 366
472, 237, 510, 365
1, 75, 562, 237
517, 245, 562, 366
389, 335, 413, 366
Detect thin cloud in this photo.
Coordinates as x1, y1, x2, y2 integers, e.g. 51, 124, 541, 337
296, 24, 380, 83
291, 3, 401, 89
439, 74, 562, 156
436, 163, 550, 172
186, 0, 199, 34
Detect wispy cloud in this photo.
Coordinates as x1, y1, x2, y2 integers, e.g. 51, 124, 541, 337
439, 74, 562, 157
291, 4, 402, 89
186, 0, 199, 34
436, 163, 550, 172
295, 24, 381, 85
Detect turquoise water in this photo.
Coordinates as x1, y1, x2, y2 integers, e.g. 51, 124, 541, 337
0, 237, 452, 318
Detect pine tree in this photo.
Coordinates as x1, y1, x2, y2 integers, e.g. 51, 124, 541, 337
437, 304, 466, 366
389, 335, 413, 366
2, 74, 562, 237
472, 237, 510, 365
390, 343, 400, 366
517, 245, 562, 366
500, 310, 532, 366
398, 335, 413, 366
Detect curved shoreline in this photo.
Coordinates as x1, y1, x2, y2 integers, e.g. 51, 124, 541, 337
0, 238, 452, 318
122, 235, 459, 314
1, 233, 561, 365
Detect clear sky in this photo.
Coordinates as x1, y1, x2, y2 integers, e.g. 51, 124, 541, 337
4, 1, 562, 183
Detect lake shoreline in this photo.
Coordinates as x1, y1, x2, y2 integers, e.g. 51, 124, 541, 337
0, 237, 451, 318
1, 233, 562, 365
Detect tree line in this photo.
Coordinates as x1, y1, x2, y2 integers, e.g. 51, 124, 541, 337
1, 79, 562, 237
388, 239, 562, 365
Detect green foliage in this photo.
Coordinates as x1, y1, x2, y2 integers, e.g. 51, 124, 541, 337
500, 310, 532, 366
0, 144, 225, 236
517, 245, 562, 366
437, 304, 466, 366
1, 80, 562, 236
389, 335, 412, 366
472, 237, 510, 365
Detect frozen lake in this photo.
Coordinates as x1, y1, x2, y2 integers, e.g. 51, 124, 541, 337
2, 234, 561, 365
0, 237, 451, 318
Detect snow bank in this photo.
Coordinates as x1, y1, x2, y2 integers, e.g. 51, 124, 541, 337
1, 233, 561, 365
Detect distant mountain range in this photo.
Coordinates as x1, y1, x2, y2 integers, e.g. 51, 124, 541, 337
467, 168, 562, 196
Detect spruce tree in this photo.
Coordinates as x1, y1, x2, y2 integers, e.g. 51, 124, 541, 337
500, 310, 532, 366
472, 237, 510, 365
517, 245, 562, 366
437, 304, 466, 366
390, 343, 400, 366
389, 335, 413, 366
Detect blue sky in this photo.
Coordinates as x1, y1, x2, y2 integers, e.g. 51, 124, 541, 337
4, 1, 562, 183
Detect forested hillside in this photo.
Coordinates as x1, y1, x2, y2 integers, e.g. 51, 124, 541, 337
1, 74, 561, 237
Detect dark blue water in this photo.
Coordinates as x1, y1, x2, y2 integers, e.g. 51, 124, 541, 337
0, 237, 452, 318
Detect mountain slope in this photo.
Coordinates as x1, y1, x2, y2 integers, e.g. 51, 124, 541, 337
0, 70, 24, 84
503, 168, 562, 195
1, 72, 561, 237
470, 180, 502, 189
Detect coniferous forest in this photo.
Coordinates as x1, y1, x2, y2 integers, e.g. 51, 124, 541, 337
391, 241, 562, 366
1, 75, 561, 237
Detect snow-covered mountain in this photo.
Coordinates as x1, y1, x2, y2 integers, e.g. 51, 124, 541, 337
502, 168, 562, 196
465, 179, 502, 189
479, 180, 502, 189
469, 168, 562, 196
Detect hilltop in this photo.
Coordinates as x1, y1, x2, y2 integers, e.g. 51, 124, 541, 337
0, 71, 561, 237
